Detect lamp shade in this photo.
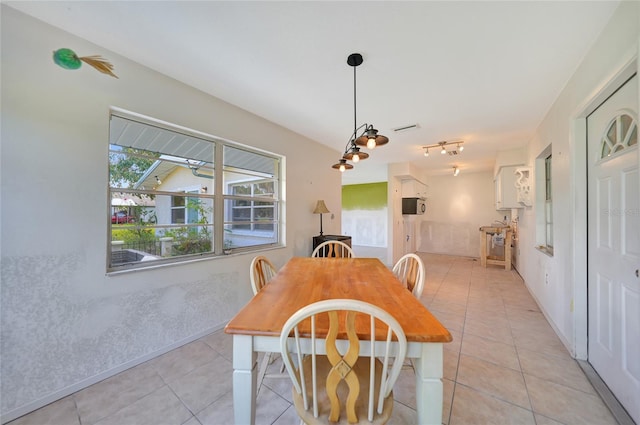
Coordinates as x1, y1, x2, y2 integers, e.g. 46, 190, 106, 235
313, 200, 330, 214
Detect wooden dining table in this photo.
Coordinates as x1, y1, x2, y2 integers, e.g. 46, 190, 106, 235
225, 257, 452, 424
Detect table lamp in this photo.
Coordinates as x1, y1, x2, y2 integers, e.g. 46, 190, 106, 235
313, 200, 330, 235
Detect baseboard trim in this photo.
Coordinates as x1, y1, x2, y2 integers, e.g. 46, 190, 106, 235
576, 360, 636, 425
0, 323, 226, 424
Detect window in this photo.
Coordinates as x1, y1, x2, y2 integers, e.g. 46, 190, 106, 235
544, 154, 553, 251
108, 111, 282, 272
535, 145, 553, 255
599, 112, 637, 159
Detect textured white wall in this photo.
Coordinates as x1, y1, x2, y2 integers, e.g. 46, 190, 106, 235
418, 171, 505, 257
516, 1, 639, 357
0, 7, 341, 421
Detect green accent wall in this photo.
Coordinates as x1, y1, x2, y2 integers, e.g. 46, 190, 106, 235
342, 182, 387, 211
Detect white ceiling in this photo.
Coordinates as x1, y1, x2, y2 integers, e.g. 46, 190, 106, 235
6, 1, 619, 183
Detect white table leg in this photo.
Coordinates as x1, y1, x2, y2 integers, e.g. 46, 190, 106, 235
233, 334, 257, 425
413, 343, 444, 425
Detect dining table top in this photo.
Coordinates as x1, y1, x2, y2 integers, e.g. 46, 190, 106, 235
225, 257, 452, 344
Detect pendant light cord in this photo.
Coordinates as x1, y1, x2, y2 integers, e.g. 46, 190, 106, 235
353, 63, 357, 143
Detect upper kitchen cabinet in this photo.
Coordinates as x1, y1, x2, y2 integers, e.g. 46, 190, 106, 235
494, 165, 520, 210
401, 179, 428, 198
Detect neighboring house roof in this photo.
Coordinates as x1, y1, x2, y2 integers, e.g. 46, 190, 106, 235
111, 192, 155, 207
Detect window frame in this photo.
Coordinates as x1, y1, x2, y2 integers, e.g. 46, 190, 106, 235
107, 109, 284, 273
544, 154, 553, 252
535, 145, 553, 256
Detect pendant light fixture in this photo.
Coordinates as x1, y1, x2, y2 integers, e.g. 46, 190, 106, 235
332, 53, 389, 172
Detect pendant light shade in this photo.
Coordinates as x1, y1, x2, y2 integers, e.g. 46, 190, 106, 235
354, 126, 389, 149
343, 146, 369, 163
332, 53, 389, 171
331, 158, 354, 172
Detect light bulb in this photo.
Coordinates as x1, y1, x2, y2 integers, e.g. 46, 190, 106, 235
424, 149, 429, 157
367, 138, 376, 149
459, 144, 464, 152
352, 153, 360, 163
339, 164, 345, 172
441, 147, 446, 155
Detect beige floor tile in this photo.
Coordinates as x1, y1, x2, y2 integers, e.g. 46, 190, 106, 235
148, 340, 219, 383
7, 396, 79, 425
461, 333, 520, 371
254, 386, 293, 425
93, 386, 192, 425
167, 355, 233, 414
428, 300, 467, 316
457, 354, 530, 409
466, 294, 504, 307
464, 307, 510, 328
429, 308, 466, 332
444, 348, 459, 380
512, 330, 570, 359
466, 311, 509, 328
74, 362, 165, 425
200, 329, 234, 362
464, 318, 514, 345
449, 384, 535, 425
392, 368, 417, 410
387, 401, 418, 425
524, 374, 617, 425
534, 413, 566, 425
196, 391, 234, 425
271, 405, 303, 425
517, 348, 595, 394
444, 329, 462, 353
442, 378, 455, 424
431, 293, 468, 307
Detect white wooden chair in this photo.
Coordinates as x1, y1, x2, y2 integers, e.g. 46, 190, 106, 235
392, 253, 425, 299
249, 255, 288, 394
250, 255, 278, 296
311, 240, 355, 258
280, 299, 407, 424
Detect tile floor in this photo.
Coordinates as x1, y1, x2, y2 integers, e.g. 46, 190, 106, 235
8, 254, 619, 425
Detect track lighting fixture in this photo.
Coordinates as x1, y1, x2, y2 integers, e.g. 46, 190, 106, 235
453, 166, 460, 176
333, 53, 389, 171
155, 175, 162, 185
422, 140, 465, 157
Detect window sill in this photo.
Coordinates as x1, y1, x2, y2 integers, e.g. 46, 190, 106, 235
536, 246, 554, 257
107, 244, 285, 275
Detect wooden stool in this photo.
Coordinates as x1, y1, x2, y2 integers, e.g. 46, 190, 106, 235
479, 226, 512, 270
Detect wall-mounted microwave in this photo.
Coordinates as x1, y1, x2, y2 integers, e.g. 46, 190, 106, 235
402, 197, 426, 215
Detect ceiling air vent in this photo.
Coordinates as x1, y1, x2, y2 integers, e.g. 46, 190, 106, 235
392, 123, 420, 133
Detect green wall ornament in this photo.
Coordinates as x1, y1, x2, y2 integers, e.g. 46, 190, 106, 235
52, 48, 118, 78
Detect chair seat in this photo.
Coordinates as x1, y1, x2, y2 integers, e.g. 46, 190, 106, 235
291, 355, 394, 425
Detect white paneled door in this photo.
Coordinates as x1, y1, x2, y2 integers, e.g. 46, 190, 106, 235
587, 74, 640, 423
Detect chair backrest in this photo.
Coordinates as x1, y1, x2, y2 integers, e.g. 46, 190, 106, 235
392, 253, 425, 299
311, 240, 355, 258
280, 299, 407, 423
249, 255, 278, 295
